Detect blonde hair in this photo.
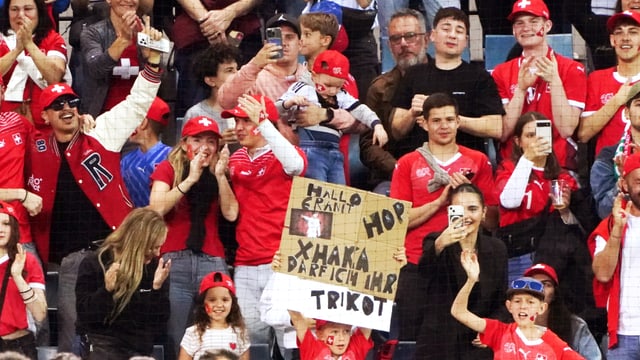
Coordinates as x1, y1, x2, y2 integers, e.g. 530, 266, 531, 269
98, 208, 167, 323
167, 140, 190, 188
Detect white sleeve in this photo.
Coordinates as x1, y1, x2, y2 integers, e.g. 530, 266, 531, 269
179, 326, 198, 356
258, 121, 305, 176
499, 157, 535, 209
88, 67, 160, 152
259, 274, 293, 329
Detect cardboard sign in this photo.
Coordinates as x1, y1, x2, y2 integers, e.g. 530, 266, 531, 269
270, 273, 394, 332
278, 177, 410, 300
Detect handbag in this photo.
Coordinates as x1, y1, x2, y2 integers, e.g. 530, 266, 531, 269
495, 201, 550, 258
171, 0, 260, 50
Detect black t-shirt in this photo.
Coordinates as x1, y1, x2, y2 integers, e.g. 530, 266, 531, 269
391, 59, 505, 156
49, 141, 111, 264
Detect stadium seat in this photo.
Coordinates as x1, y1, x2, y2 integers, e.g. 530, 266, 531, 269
250, 343, 270, 358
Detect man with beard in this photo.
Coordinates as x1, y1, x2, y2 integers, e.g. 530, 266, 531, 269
590, 149, 640, 359
359, 8, 429, 193
390, 7, 504, 159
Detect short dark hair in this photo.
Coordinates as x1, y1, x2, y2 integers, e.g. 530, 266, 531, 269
433, 7, 469, 33
422, 92, 459, 119
193, 43, 241, 88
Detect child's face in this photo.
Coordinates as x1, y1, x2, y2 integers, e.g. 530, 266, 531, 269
317, 323, 352, 356
204, 287, 233, 324
312, 73, 345, 98
300, 25, 330, 58
506, 293, 547, 326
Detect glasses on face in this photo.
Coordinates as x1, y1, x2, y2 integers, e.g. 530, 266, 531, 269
511, 279, 544, 293
389, 32, 425, 45
47, 97, 81, 111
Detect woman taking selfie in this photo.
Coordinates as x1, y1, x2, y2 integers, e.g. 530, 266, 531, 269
0, 201, 46, 359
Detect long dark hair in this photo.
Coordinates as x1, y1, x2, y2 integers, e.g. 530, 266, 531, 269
0, 0, 55, 45
0, 209, 21, 261
545, 283, 573, 343
448, 183, 485, 208
511, 111, 561, 181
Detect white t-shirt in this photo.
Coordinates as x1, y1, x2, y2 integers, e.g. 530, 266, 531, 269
180, 325, 251, 360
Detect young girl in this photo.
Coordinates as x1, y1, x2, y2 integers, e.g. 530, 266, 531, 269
0, 201, 46, 360
179, 272, 250, 360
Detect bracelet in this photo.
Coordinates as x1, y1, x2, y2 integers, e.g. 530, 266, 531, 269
23, 293, 38, 304
19, 287, 33, 294
147, 61, 160, 68
320, 108, 334, 125
21, 190, 28, 203
176, 184, 187, 195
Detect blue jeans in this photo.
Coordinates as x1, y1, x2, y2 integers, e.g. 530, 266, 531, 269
300, 140, 345, 185
162, 251, 228, 359
507, 252, 534, 284
608, 335, 640, 360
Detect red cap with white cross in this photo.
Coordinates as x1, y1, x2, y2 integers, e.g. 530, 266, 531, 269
507, 0, 550, 21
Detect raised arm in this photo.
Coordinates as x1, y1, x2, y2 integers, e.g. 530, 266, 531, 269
592, 193, 627, 282
450, 251, 487, 334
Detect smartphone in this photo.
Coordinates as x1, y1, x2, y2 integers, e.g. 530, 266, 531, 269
266, 27, 283, 59
448, 205, 464, 229
227, 30, 244, 47
535, 120, 553, 154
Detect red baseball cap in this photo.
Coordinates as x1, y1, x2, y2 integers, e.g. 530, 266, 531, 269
624, 152, 640, 177
607, 11, 640, 33
40, 83, 78, 110
199, 271, 236, 295
181, 116, 221, 138
0, 201, 17, 220
146, 97, 170, 126
220, 94, 279, 123
524, 263, 559, 286
507, 0, 550, 21
313, 50, 350, 81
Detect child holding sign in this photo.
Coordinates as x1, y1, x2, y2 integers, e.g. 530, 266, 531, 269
451, 251, 584, 360
179, 272, 250, 360
288, 310, 373, 360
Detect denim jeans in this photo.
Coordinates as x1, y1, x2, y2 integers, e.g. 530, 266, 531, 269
300, 140, 346, 185
234, 265, 283, 348
57, 250, 90, 354
162, 250, 228, 359
608, 335, 640, 360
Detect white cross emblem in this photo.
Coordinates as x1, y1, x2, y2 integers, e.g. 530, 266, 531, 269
199, 118, 213, 127
332, 67, 343, 76
50, 84, 66, 94
12, 133, 22, 145
517, 0, 531, 8
113, 58, 139, 80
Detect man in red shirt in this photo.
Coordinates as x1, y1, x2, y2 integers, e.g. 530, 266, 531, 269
492, 0, 587, 171
579, 11, 640, 156
390, 93, 497, 340
223, 94, 306, 350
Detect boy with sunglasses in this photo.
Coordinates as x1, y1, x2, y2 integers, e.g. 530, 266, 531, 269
452, 251, 584, 359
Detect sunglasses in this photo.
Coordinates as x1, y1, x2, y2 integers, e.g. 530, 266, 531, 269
46, 97, 81, 111
511, 279, 544, 293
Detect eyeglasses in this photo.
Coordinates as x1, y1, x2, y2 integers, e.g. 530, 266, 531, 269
46, 97, 81, 111
511, 279, 544, 293
389, 32, 425, 45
